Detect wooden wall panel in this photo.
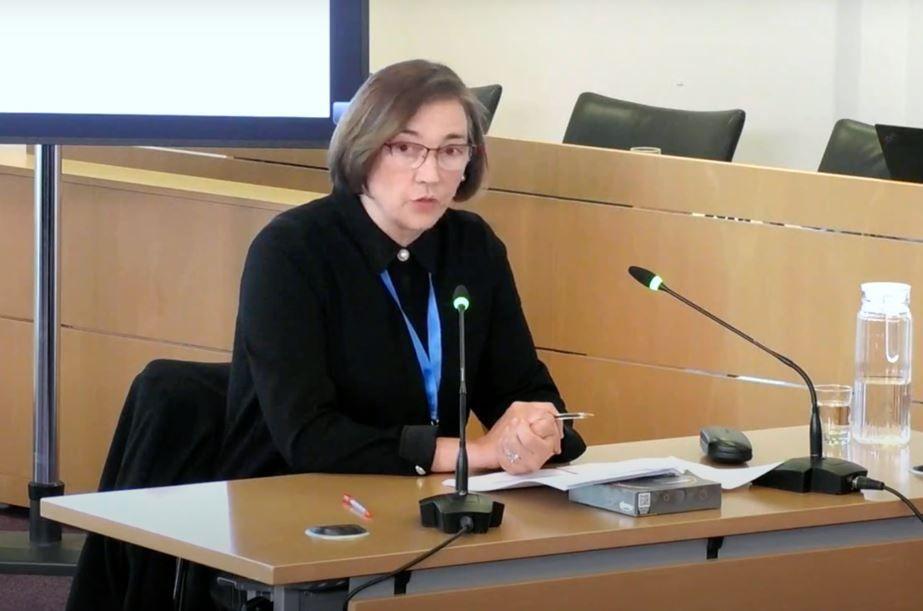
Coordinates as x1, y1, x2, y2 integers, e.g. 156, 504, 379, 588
0, 167, 33, 320
0, 320, 33, 507
486, 137, 923, 241
60, 179, 284, 350
0, 157, 317, 351
0, 317, 231, 506
192, 147, 328, 169
142, 139, 923, 240
467, 190, 923, 394
59, 328, 230, 496
61, 146, 332, 194
539, 351, 807, 446
457, 189, 557, 341
351, 538, 923, 611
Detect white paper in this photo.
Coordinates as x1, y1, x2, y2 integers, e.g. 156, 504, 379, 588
676, 458, 782, 490
443, 457, 782, 493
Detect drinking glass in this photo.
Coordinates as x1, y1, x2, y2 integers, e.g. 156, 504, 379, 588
816, 384, 852, 445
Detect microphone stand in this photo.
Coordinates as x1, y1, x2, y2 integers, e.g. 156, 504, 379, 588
419, 286, 504, 532
629, 266, 867, 494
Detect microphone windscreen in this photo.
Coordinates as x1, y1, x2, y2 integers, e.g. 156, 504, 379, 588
628, 266, 663, 291
453, 285, 470, 311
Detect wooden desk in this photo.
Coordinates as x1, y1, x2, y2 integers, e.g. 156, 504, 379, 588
43, 427, 923, 610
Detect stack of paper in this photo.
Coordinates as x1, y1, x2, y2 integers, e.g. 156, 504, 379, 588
443, 457, 781, 492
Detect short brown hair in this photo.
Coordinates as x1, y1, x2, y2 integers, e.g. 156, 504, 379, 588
328, 60, 488, 202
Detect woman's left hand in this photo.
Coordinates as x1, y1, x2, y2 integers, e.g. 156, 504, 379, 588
496, 401, 564, 474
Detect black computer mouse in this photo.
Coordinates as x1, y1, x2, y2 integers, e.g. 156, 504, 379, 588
699, 426, 753, 464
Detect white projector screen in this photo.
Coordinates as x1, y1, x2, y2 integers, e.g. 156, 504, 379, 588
0, 0, 367, 146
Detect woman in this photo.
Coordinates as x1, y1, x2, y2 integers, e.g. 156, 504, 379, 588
68, 59, 585, 611
218, 59, 585, 481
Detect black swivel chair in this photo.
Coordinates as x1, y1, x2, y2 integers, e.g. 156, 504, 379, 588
563, 92, 746, 162
88, 360, 344, 610
73, 359, 231, 610
817, 118, 890, 179
470, 84, 503, 131
98, 359, 229, 493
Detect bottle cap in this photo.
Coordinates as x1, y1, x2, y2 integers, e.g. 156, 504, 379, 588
861, 282, 910, 304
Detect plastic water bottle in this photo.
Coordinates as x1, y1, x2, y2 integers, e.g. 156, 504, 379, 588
852, 282, 912, 445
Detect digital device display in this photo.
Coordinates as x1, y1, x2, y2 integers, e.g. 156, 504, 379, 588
0, 0, 367, 146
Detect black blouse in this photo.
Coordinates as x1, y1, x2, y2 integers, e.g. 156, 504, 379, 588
218, 189, 585, 479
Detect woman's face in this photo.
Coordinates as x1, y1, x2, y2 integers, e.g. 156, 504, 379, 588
361, 98, 470, 246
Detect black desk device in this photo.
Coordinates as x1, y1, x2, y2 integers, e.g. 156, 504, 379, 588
700, 426, 753, 464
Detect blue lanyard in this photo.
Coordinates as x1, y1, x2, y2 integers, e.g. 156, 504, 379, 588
380, 270, 442, 424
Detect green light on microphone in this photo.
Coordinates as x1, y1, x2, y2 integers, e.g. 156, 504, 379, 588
453, 296, 470, 311
649, 276, 663, 291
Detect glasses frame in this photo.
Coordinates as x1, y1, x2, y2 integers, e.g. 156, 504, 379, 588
382, 140, 476, 171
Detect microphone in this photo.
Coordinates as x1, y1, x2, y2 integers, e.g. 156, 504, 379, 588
419, 285, 504, 532
453, 286, 470, 495
627, 266, 867, 494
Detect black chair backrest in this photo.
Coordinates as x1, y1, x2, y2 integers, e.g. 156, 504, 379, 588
99, 359, 230, 492
563, 92, 746, 162
470, 84, 503, 131
818, 118, 890, 179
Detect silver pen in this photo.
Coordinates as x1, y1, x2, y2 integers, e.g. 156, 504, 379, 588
553, 412, 594, 421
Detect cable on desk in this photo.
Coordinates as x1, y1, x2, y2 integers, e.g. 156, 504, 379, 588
851, 476, 923, 524
340, 516, 474, 611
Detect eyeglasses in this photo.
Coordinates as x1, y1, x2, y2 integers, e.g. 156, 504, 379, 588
382, 141, 475, 171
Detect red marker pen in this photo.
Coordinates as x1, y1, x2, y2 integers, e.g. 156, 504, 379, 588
342, 493, 372, 518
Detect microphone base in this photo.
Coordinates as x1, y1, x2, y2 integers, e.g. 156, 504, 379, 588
753, 456, 867, 494
419, 492, 504, 534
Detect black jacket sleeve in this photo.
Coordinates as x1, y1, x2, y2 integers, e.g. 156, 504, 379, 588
472, 229, 587, 463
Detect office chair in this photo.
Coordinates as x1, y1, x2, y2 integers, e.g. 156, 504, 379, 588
818, 118, 890, 179
98, 359, 229, 492
470, 84, 503, 131
563, 92, 746, 162
85, 360, 345, 609
77, 359, 230, 610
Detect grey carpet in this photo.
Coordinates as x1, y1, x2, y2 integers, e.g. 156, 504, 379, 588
0, 505, 74, 611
